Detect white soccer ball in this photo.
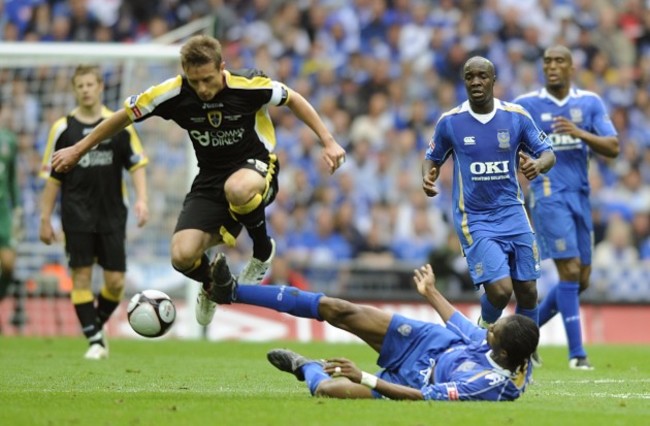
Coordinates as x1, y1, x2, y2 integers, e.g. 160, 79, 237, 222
127, 290, 176, 338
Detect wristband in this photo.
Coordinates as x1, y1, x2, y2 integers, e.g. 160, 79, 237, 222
360, 372, 378, 389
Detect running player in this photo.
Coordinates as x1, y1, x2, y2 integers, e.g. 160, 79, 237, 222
50, 35, 346, 327
40, 65, 149, 359
513, 45, 619, 370
422, 57, 555, 328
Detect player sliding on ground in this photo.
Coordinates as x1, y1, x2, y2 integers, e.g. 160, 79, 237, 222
208, 255, 539, 401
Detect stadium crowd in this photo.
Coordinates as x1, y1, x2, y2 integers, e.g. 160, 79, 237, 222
2, 0, 650, 300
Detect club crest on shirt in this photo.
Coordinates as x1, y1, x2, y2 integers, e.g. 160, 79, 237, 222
207, 111, 222, 128
497, 130, 510, 150
474, 262, 484, 278
397, 323, 412, 337
570, 108, 583, 123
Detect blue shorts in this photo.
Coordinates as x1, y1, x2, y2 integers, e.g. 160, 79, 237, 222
531, 192, 592, 265
463, 233, 541, 286
373, 314, 462, 397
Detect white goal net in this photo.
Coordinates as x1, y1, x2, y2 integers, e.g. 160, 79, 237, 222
0, 42, 195, 297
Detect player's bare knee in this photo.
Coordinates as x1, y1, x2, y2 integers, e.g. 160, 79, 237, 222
319, 297, 361, 324
486, 287, 511, 308
170, 246, 197, 271
313, 380, 335, 397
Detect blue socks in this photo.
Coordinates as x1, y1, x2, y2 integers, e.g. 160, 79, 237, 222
538, 284, 559, 326
556, 281, 586, 359
234, 285, 324, 320
303, 363, 330, 395
480, 293, 503, 324
481, 292, 538, 325
515, 305, 539, 325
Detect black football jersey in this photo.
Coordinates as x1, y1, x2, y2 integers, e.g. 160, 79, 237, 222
40, 107, 148, 232
123, 69, 289, 184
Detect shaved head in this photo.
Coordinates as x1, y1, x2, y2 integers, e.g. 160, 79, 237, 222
463, 56, 496, 112
463, 56, 495, 78
544, 45, 573, 65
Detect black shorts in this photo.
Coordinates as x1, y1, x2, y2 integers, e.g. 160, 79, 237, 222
65, 229, 126, 271
174, 156, 280, 245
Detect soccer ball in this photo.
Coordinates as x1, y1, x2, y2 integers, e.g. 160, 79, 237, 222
127, 290, 176, 337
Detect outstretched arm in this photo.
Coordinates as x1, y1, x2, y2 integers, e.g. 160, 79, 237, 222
413, 264, 456, 323
323, 358, 424, 400
52, 109, 132, 172
285, 88, 346, 174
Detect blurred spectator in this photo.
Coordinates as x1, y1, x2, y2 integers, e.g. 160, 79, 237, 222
3, 0, 650, 301
592, 215, 639, 268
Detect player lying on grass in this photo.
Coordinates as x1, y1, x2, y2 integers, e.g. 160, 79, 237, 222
208, 255, 539, 401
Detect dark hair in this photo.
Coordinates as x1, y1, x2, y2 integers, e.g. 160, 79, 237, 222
500, 314, 539, 373
180, 35, 223, 69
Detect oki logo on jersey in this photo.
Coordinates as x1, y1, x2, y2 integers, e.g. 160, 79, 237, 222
207, 111, 222, 128
469, 161, 509, 175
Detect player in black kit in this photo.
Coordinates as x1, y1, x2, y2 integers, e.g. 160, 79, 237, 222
40, 65, 149, 359
51, 35, 346, 327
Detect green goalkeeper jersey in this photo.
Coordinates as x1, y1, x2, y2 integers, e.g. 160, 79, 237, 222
0, 128, 18, 213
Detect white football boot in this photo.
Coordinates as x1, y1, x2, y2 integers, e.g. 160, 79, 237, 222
239, 238, 276, 284
195, 287, 217, 326
84, 343, 108, 360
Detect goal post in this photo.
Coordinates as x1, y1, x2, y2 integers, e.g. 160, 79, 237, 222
1, 42, 198, 304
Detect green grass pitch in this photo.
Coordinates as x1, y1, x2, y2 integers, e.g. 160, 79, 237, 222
1, 338, 649, 426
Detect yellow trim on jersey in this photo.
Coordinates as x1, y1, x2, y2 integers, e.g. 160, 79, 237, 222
264, 154, 277, 200
220, 226, 237, 247
542, 176, 552, 197
125, 125, 149, 172
466, 370, 491, 383
40, 116, 68, 179
124, 75, 183, 121
457, 167, 473, 245
224, 70, 273, 90
254, 107, 277, 151
502, 103, 532, 119
438, 106, 462, 121
512, 365, 529, 388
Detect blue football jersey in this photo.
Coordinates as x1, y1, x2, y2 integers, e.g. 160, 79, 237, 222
424, 99, 552, 243
421, 312, 532, 401
513, 87, 617, 197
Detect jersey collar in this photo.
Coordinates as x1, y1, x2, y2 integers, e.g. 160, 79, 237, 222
462, 99, 501, 124
540, 87, 578, 107
485, 349, 515, 376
